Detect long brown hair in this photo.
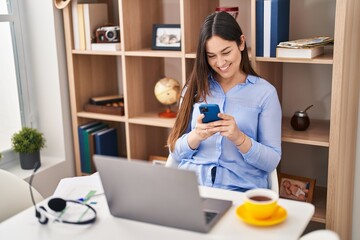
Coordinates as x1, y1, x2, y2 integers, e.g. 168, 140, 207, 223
167, 11, 259, 151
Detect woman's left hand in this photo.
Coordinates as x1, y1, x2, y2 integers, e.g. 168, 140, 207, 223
208, 113, 243, 144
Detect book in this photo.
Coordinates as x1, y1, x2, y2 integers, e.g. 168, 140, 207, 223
91, 43, 121, 51
78, 122, 108, 173
255, 0, 264, 56
263, 0, 290, 57
277, 36, 334, 48
78, 121, 101, 173
94, 128, 119, 157
71, 0, 79, 50
89, 95, 123, 105
83, 123, 108, 173
77, 4, 86, 50
276, 46, 324, 59
89, 127, 109, 173
263, 0, 271, 57
82, 3, 108, 50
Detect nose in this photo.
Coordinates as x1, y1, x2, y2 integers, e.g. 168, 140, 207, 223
216, 56, 226, 67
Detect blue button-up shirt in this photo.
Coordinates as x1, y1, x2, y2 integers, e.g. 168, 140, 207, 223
170, 74, 282, 191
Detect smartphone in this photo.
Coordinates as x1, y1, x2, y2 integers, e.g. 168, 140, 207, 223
199, 104, 222, 123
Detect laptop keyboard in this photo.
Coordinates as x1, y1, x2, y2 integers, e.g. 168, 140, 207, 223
204, 211, 218, 224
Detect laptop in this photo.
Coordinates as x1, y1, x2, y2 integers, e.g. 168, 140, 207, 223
94, 155, 232, 233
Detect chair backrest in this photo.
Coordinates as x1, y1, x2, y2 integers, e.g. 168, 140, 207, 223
0, 169, 44, 222
268, 168, 279, 193
299, 229, 340, 240
165, 155, 279, 193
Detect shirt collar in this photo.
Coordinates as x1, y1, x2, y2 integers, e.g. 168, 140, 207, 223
208, 73, 258, 85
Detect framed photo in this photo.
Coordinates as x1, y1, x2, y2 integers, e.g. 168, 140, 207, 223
148, 155, 167, 166
278, 173, 316, 203
152, 24, 181, 50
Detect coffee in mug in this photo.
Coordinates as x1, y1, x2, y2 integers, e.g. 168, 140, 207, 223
243, 188, 279, 220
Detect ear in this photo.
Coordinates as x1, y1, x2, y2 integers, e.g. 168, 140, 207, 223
239, 35, 246, 51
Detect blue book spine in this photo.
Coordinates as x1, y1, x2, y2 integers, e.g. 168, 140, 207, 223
78, 121, 101, 173
94, 128, 119, 157
256, 0, 264, 57
270, 0, 290, 57
83, 123, 108, 173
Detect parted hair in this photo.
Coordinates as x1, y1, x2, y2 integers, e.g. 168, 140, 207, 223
167, 11, 259, 151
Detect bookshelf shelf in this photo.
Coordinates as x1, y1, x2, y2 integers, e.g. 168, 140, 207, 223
129, 113, 175, 128
77, 112, 127, 122
255, 51, 333, 64
311, 186, 327, 224
124, 49, 183, 58
282, 118, 330, 147
72, 49, 123, 56
185, 53, 196, 59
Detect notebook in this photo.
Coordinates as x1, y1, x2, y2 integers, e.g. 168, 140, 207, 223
94, 155, 232, 233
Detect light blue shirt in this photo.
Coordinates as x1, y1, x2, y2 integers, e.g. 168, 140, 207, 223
170, 74, 282, 191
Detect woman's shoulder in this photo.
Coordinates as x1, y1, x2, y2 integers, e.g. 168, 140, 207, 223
248, 75, 276, 91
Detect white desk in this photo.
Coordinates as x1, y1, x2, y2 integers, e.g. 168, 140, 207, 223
0, 178, 314, 240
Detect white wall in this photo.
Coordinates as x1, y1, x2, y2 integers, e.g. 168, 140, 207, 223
19, 0, 75, 197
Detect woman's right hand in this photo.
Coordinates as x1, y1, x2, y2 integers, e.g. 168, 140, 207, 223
187, 114, 217, 149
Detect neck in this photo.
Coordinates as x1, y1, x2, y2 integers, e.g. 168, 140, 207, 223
215, 72, 247, 93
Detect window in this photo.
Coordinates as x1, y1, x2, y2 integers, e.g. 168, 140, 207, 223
0, 0, 31, 165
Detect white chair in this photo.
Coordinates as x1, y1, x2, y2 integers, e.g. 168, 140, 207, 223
166, 155, 279, 193
299, 229, 340, 240
0, 169, 44, 222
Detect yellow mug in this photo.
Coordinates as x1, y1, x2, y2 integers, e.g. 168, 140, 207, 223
243, 188, 279, 220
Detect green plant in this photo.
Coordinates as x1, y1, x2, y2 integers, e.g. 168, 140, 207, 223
11, 127, 46, 153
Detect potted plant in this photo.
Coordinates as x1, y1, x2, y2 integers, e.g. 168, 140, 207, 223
11, 127, 46, 169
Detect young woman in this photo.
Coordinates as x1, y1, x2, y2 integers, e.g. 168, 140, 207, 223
167, 11, 282, 192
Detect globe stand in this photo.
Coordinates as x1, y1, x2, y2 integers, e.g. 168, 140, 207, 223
159, 105, 177, 118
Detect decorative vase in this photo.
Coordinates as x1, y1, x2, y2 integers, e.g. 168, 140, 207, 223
19, 152, 41, 170
215, 6, 239, 19
290, 105, 314, 131
291, 111, 310, 131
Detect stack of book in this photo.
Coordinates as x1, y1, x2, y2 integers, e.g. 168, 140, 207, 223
276, 36, 334, 59
78, 121, 119, 174
256, 0, 290, 57
84, 95, 124, 116
71, 1, 109, 50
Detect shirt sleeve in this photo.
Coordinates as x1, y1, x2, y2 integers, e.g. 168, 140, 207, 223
241, 88, 282, 172
169, 101, 197, 163
170, 133, 198, 163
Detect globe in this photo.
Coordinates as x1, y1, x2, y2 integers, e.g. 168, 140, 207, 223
154, 77, 181, 118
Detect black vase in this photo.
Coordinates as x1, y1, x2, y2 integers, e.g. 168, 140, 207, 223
291, 111, 310, 131
19, 152, 41, 170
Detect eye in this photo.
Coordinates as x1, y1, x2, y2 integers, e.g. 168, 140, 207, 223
222, 51, 231, 55
207, 54, 215, 59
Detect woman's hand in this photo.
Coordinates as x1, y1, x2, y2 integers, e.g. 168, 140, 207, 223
187, 113, 249, 151
207, 113, 242, 142
187, 114, 217, 149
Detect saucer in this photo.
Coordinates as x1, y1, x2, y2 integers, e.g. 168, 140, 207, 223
236, 204, 287, 226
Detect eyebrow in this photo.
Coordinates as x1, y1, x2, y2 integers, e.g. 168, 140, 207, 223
206, 46, 232, 55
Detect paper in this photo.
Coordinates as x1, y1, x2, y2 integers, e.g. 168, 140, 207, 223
50, 173, 104, 223
277, 36, 334, 49
53, 172, 104, 199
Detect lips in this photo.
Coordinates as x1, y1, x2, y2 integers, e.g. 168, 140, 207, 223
218, 64, 230, 72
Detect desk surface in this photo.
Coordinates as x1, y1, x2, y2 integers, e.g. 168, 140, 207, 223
0, 177, 314, 240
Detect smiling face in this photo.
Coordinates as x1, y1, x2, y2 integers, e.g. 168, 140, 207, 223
205, 35, 245, 83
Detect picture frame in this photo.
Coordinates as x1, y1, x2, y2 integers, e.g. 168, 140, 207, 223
278, 173, 316, 203
148, 155, 167, 166
152, 24, 181, 50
